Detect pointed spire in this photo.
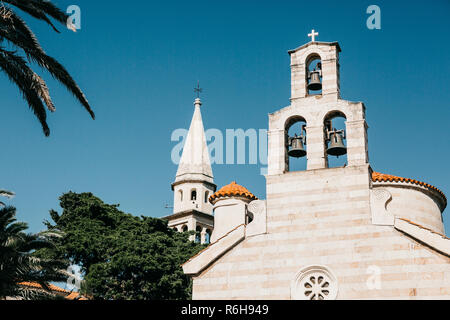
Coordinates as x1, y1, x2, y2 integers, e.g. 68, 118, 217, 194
175, 98, 214, 184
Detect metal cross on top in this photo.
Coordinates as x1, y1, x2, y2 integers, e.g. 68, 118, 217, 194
194, 81, 203, 98
308, 29, 319, 42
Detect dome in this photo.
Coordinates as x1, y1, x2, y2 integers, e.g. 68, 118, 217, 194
209, 181, 257, 203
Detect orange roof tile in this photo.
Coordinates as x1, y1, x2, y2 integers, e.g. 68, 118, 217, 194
372, 171, 446, 207
65, 292, 82, 300
209, 181, 257, 203
19, 282, 70, 294
19, 282, 89, 300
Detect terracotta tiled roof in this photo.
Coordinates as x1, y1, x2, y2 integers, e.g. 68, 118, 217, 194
19, 281, 70, 294
65, 292, 79, 300
209, 181, 257, 203
372, 171, 446, 206
19, 282, 88, 300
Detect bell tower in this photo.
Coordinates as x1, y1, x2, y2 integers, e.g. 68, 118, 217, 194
289, 32, 341, 100
268, 31, 369, 175
164, 96, 216, 244
265, 30, 371, 240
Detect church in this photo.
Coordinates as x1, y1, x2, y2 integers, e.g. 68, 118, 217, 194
165, 32, 450, 300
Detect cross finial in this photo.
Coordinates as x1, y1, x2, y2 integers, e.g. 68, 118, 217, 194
194, 81, 202, 98
308, 29, 319, 42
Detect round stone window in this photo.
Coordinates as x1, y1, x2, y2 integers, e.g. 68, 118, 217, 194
291, 265, 338, 300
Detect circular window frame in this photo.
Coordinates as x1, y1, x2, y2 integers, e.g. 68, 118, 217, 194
291, 265, 338, 300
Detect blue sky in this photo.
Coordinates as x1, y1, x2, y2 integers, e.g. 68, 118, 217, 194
1, 0, 449, 233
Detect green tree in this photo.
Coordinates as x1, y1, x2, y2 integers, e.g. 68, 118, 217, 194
41, 192, 205, 300
0, 0, 94, 136
0, 206, 68, 300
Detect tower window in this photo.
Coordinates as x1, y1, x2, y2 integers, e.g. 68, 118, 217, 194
179, 190, 183, 202
191, 190, 197, 201
195, 226, 202, 243
306, 54, 322, 96
205, 229, 211, 244
204, 191, 209, 203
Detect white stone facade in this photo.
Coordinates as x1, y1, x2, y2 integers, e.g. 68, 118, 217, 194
181, 40, 449, 299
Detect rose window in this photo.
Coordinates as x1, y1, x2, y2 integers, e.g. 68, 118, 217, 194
302, 274, 331, 300
291, 265, 338, 300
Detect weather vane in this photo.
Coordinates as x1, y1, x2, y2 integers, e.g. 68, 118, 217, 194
194, 81, 202, 98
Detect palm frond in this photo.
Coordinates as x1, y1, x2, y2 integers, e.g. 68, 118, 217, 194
0, 48, 50, 135
0, 2, 95, 136
0, 7, 55, 111
2, 0, 70, 33
0, 189, 15, 199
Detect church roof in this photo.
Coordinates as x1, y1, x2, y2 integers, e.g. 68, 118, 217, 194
18, 282, 89, 300
209, 181, 257, 203
174, 98, 214, 185
288, 41, 341, 54
372, 171, 446, 209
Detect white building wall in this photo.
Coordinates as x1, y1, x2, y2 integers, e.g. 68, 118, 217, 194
374, 185, 445, 234
191, 165, 450, 300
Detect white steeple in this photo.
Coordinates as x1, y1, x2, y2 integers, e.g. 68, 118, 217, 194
175, 98, 214, 184
171, 97, 216, 216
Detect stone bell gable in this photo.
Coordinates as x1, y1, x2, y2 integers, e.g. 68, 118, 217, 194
181, 32, 450, 300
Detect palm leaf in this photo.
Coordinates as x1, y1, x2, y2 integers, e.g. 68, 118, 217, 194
0, 48, 50, 135
0, 1, 94, 136
2, 0, 69, 33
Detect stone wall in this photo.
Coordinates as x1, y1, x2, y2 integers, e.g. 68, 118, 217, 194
191, 165, 450, 299
373, 184, 445, 234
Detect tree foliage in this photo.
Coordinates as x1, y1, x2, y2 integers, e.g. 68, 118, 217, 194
41, 192, 205, 300
0, 206, 68, 300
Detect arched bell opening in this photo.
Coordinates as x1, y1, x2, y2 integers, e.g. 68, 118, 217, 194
306, 54, 323, 96
182, 225, 188, 232
324, 111, 348, 168
285, 116, 307, 172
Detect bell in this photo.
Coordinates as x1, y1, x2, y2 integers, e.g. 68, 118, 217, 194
308, 71, 322, 91
327, 131, 347, 157
288, 135, 307, 158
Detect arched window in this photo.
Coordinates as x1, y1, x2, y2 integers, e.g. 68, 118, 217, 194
324, 111, 347, 168
306, 54, 322, 96
205, 229, 211, 244
204, 191, 209, 203
179, 190, 183, 202
182, 225, 188, 232
191, 189, 197, 201
195, 226, 202, 243
285, 116, 307, 172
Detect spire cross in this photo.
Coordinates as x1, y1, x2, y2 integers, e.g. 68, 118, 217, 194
308, 29, 319, 42
194, 81, 203, 98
